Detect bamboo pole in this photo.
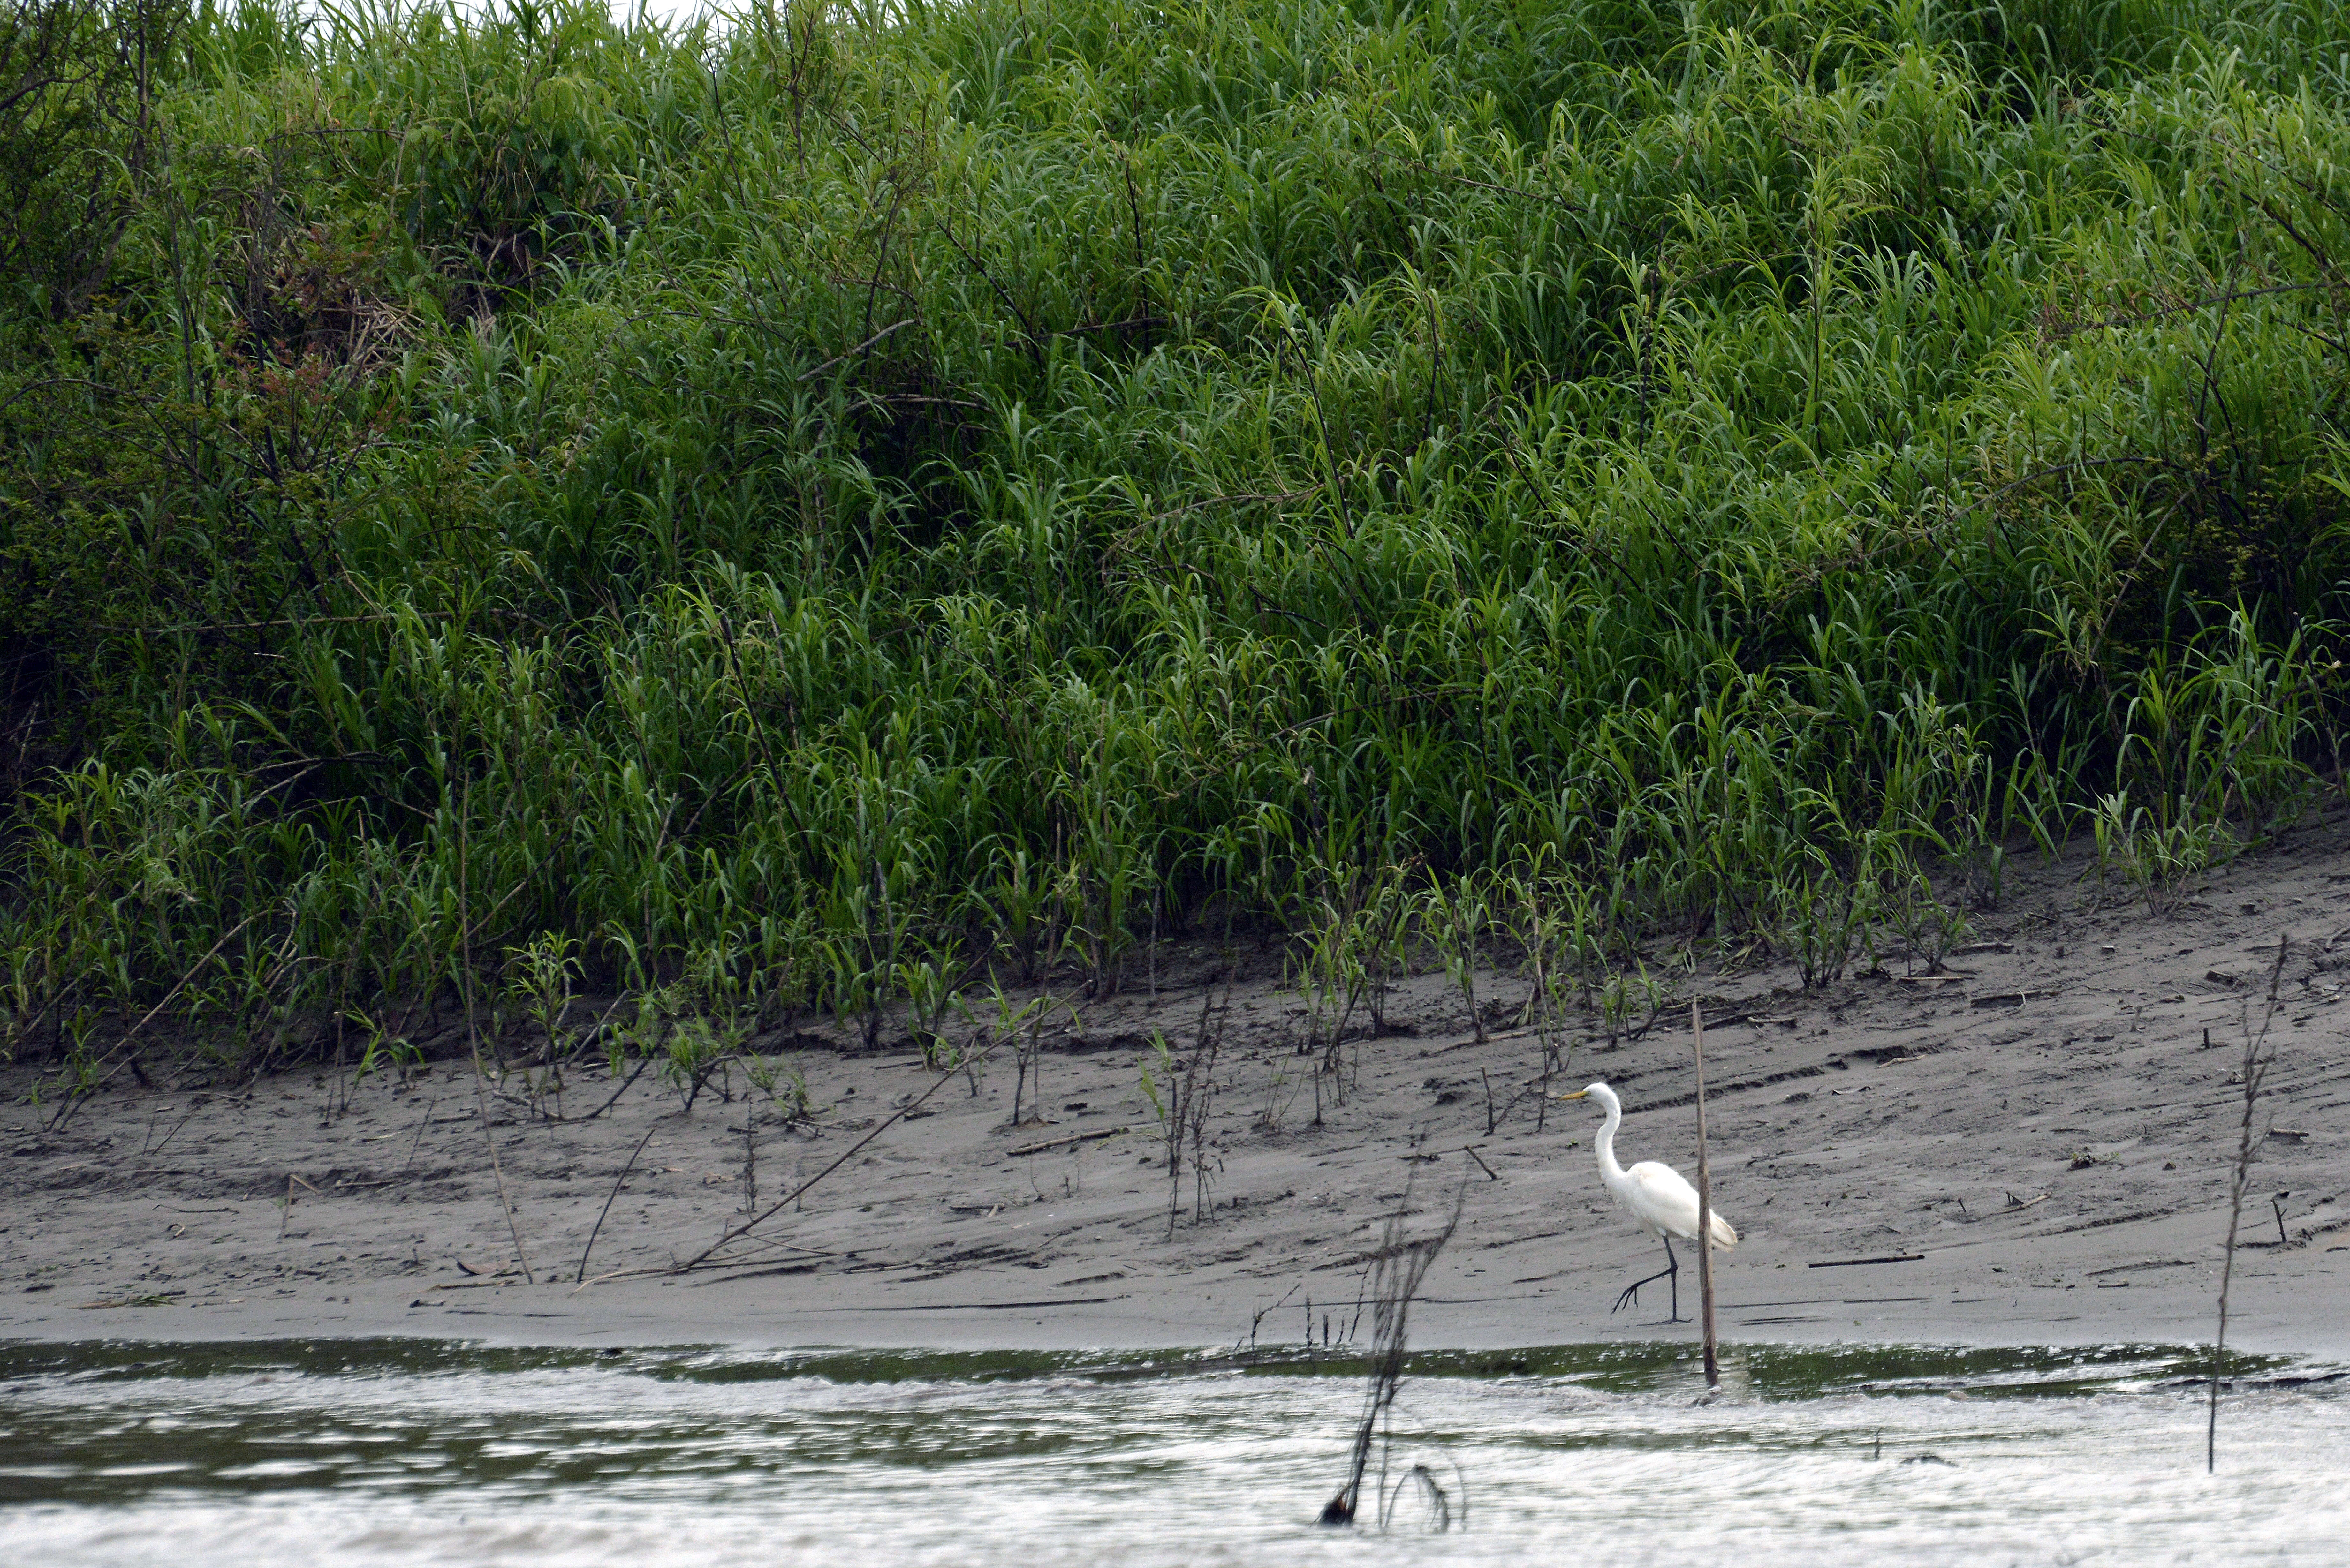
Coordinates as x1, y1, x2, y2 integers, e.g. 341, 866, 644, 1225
1692, 1000, 1719, 1391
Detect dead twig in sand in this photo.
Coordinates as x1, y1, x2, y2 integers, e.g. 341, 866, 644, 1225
995, 994, 1073, 1127
1970, 989, 2059, 1008
144, 1100, 204, 1162
47, 914, 261, 1132
709, 1234, 842, 1260
574, 1265, 667, 1288
742, 1106, 760, 1215
400, 1094, 439, 1172
671, 1025, 1020, 1274
1143, 991, 1227, 1234
1320, 1177, 1467, 1527
577, 1119, 666, 1283
1422, 1023, 1541, 1057
276, 1173, 323, 1241
458, 788, 534, 1285
1007, 1125, 1130, 1157
575, 1053, 655, 1121
1246, 1278, 1306, 1352
2210, 933, 2287, 1473
1397, 1144, 1500, 1181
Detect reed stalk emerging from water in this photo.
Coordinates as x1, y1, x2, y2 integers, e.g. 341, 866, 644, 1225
1320, 1176, 1465, 1527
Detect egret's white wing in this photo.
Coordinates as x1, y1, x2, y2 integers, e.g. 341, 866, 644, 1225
1624, 1161, 1737, 1248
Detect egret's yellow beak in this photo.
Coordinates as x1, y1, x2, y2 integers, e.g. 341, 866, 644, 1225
1553, 1089, 1589, 1102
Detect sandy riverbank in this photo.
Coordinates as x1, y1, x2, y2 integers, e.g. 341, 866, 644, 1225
6, 814, 2347, 1360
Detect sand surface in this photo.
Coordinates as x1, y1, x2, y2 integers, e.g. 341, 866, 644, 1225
6, 813, 2348, 1359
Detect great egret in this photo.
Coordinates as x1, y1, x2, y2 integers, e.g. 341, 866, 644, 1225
1557, 1082, 1736, 1323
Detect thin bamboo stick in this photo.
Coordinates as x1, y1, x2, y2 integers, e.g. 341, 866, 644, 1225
1692, 1000, 1720, 1392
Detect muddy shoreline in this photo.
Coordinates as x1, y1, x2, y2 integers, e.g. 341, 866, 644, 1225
6, 816, 2348, 1359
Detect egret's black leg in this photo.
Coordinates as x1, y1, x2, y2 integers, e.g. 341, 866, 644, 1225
1611, 1274, 1659, 1314
1610, 1236, 1685, 1321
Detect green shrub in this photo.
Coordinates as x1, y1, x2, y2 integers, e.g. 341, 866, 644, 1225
4, 0, 2347, 1081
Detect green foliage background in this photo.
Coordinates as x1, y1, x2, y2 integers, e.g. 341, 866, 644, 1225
3, 0, 2347, 1079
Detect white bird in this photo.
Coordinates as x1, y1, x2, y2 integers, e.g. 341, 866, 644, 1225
1556, 1081, 1736, 1323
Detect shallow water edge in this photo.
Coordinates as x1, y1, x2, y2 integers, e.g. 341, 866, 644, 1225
4, 1337, 2344, 1566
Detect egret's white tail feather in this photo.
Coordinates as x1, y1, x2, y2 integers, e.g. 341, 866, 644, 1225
1707, 1211, 1737, 1249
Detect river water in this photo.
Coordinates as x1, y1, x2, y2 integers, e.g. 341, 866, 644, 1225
2, 1338, 2342, 1566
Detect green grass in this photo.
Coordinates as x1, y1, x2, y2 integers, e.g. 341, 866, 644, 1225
2, 0, 2346, 1096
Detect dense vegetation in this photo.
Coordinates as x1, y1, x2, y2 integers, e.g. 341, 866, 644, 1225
4, 0, 2346, 1094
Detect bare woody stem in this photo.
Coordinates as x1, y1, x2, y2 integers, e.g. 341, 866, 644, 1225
46, 910, 262, 1132
2210, 934, 2287, 1472
460, 778, 534, 1285
577, 1118, 663, 1284
673, 1021, 1021, 1273
1692, 1000, 1720, 1391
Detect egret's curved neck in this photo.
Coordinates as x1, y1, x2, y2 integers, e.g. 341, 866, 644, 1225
1592, 1090, 1628, 1186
